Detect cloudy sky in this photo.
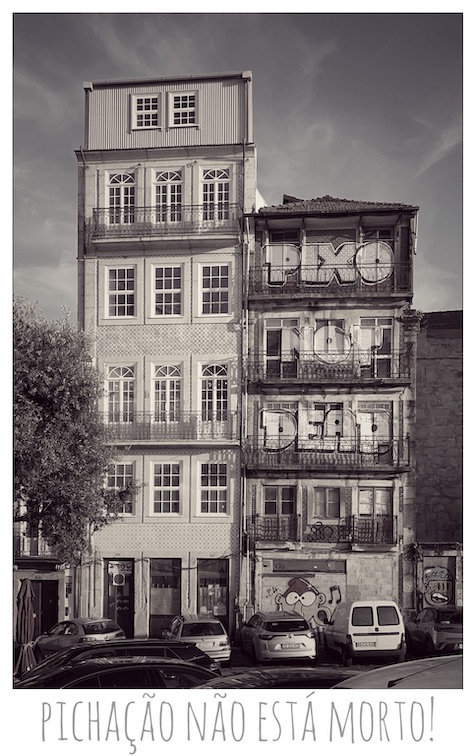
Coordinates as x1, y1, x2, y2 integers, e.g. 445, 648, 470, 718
13, 11, 463, 320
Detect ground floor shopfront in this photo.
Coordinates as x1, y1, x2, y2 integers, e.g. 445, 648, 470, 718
76, 551, 240, 639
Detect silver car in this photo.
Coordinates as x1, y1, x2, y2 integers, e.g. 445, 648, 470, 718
240, 611, 317, 662
33, 618, 125, 659
164, 614, 231, 663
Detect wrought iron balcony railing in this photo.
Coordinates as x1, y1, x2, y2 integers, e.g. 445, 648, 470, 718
14, 535, 53, 558
90, 204, 241, 240
247, 515, 397, 545
104, 410, 239, 442
248, 263, 411, 296
246, 349, 411, 383
245, 436, 410, 470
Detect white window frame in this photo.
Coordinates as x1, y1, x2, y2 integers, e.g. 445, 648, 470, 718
132, 94, 160, 130
200, 462, 228, 514
152, 264, 183, 317
151, 461, 181, 515
106, 365, 135, 423
107, 462, 135, 516
200, 263, 229, 315
106, 266, 136, 318
168, 91, 198, 127
108, 173, 136, 225
153, 365, 182, 422
202, 168, 230, 221
154, 171, 183, 224
201, 364, 228, 422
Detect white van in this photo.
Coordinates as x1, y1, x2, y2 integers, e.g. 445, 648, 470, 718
322, 600, 406, 666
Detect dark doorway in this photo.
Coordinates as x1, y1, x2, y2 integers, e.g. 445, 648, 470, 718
31, 579, 59, 636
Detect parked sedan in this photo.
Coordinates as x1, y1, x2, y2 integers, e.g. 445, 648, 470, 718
331, 654, 463, 689
240, 611, 317, 662
164, 614, 231, 663
405, 607, 463, 655
15, 638, 221, 684
14, 656, 219, 689
33, 618, 125, 660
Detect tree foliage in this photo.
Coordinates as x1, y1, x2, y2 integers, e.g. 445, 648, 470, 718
14, 298, 131, 564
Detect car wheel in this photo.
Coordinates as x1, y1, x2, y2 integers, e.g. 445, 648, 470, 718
424, 637, 435, 656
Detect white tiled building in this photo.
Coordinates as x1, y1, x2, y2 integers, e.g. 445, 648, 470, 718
75, 72, 256, 638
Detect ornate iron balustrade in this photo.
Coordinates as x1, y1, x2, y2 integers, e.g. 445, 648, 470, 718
245, 437, 410, 470
248, 263, 411, 296
103, 411, 239, 442
14, 535, 53, 558
90, 204, 241, 239
247, 515, 397, 545
246, 349, 411, 383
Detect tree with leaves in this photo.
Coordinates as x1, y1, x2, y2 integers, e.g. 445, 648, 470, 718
14, 298, 132, 564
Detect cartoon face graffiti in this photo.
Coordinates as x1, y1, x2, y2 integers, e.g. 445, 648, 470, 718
276, 577, 322, 611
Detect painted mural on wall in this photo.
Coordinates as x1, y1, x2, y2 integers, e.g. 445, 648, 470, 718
422, 565, 454, 607
266, 576, 344, 630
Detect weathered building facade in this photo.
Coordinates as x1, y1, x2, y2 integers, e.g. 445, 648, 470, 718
412, 310, 463, 610
241, 195, 421, 630
75, 72, 256, 637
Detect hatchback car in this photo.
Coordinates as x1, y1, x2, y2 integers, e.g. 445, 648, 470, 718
163, 614, 231, 663
240, 611, 317, 662
331, 654, 463, 689
33, 618, 125, 660
15, 638, 221, 684
14, 656, 219, 689
405, 606, 463, 655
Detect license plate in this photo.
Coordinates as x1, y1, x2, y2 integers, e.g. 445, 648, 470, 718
355, 641, 377, 648
200, 641, 213, 649
282, 643, 300, 649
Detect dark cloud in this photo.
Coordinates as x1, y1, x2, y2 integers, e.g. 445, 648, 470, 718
13, 12, 462, 318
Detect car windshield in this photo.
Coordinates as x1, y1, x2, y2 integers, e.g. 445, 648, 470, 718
263, 620, 310, 632
182, 623, 224, 637
436, 609, 463, 625
83, 620, 119, 634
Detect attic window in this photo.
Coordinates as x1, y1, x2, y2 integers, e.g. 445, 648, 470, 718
132, 95, 159, 129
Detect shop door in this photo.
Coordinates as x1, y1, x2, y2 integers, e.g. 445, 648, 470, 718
197, 558, 229, 631
105, 559, 134, 638
149, 558, 181, 637
31, 579, 59, 636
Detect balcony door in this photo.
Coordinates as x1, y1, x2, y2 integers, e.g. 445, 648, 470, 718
265, 318, 299, 377
201, 364, 229, 437
108, 173, 135, 225
359, 318, 393, 377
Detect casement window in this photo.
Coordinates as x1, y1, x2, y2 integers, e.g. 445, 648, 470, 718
200, 463, 227, 514
155, 171, 182, 223
313, 487, 340, 519
363, 228, 394, 246
309, 403, 344, 440
314, 319, 348, 360
108, 173, 135, 225
107, 366, 135, 423
201, 364, 228, 421
263, 486, 296, 515
359, 317, 393, 377
132, 95, 159, 129
107, 267, 136, 317
358, 488, 392, 517
201, 264, 229, 314
262, 401, 298, 451
107, 463, 134, 515
154, 365, 181, 422
153, 265, 182, 316
152, 463, 181, 514
265, 318, 299, 377
202, 169, 230, 221
170, 92, 197, 126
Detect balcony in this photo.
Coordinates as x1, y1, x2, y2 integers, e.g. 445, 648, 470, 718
246, 349, 411, 386
248, 263, 411, 299
104, 411, 239, 443
245, 436, 410, 472
247, 515, 397, 545
89, 204, 241, 241
14, 535, 53, 558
